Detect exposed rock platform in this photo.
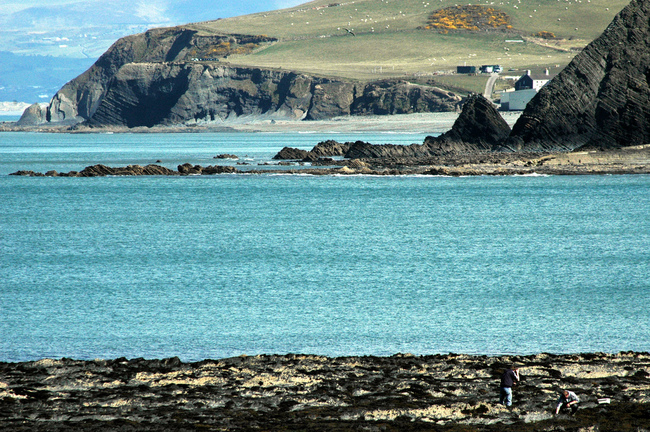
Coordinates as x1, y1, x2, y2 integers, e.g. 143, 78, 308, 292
1, 352, 649, 431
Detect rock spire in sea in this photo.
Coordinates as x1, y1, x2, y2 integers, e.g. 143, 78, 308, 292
503, 0, 650, 151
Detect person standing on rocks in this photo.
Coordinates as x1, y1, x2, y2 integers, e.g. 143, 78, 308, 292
555, 389, 580, 415
499, 365, 520, 407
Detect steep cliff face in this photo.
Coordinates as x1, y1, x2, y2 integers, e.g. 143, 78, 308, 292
37, 26, 461, 128
504, 0, 650, 151
48, 27, 205, 123
351, 80, 461, 116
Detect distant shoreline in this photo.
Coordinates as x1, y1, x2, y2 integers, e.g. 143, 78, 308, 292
0, 112, 522, 134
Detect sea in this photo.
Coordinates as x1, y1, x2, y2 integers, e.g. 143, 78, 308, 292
1, 131, 649, 363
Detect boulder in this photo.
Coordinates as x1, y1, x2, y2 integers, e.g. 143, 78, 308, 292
310, 140, 352, 157
177, 163, 203, 174
273, 147, 310, 160
16, 103, 46, 126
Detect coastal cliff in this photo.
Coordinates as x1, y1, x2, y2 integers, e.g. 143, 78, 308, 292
19, 27, 461, 128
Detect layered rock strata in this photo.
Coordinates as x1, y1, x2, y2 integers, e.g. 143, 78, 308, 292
0, 353, 648, 431
504, 0, 650, 151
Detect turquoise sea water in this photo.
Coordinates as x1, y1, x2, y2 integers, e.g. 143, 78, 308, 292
1, 132, 649, 362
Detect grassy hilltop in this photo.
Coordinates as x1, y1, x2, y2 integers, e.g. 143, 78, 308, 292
184, 0, 628, 93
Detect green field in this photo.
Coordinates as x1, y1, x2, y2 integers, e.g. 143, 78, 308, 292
187, 0, 629, 91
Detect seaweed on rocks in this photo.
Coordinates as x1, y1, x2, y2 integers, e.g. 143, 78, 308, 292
0, 353, 649, 431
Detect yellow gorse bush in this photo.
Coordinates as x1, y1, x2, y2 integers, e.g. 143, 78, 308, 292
424, 5, 511, 32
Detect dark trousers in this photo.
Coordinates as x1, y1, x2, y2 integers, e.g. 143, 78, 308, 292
560, 403, 579, 414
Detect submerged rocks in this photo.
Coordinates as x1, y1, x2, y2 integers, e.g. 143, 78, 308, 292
10, 163, 239, 177
504, 0, 650, 151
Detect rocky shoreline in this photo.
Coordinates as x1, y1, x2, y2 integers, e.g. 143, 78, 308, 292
1, 352, 648, 431
9, 143, 650, 177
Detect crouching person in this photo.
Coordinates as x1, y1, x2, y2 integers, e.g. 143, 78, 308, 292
555, 389, 580, 415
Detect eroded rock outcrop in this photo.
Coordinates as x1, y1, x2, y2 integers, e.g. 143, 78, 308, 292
273, 139, 354, 161
426, 93, 511, 152
344, 94, 510, 159
504, 0, 650, 151
16, 103, 47, 126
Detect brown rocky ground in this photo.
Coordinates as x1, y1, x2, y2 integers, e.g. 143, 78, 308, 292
1, 352, 648, 431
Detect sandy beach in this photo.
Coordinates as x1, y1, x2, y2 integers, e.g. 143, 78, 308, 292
1, 112, 523, 135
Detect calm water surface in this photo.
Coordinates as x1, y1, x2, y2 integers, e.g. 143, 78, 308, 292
1, 132, 649, 362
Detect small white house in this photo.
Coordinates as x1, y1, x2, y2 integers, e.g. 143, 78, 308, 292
515, 70, 550, 91
500, 70, 552, 111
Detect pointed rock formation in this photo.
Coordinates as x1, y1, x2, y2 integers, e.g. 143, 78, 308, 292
504, 0, 650, 151
424, 93, 511, 152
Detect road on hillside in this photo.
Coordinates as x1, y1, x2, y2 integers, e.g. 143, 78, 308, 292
483, 73, 499, 99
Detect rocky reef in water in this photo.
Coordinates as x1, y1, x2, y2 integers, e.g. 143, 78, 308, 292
10, 163, 238, 177
339, 94, 510, 160
0, 352, 648, 431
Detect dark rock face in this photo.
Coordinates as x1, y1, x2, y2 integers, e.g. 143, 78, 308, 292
351, 80, 462, 115
427, 93, 511, 152
0, 353, 648, 431
504, 0, 650, 151
56, 62, 462, 128
30, 27, 462, 128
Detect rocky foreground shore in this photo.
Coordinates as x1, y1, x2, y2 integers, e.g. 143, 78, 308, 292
1, 352, 648, 431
